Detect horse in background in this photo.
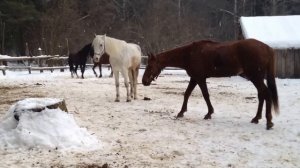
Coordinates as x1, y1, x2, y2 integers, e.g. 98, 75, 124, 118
68, 43, 113, 78
68, 43, 91, 78
90, 49, 113, 78
142, 39, 279, 130
92, 35, 141, 102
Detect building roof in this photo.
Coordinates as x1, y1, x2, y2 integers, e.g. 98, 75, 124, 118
240, 15, 300, 49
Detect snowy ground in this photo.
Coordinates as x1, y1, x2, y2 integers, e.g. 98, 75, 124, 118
0, 68, 300, 168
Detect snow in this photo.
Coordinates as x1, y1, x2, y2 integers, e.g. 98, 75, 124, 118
0, 55, 11, 59
240, 15, 300, 49
0, 98, 100, 151
0, 68, 300, 167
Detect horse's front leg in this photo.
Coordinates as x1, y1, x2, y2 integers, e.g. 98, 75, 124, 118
114, 71, 120, 102
109, 65, 114, 78
92, 64, 98, 77
99, 64, 102, 78
176, 78, 197, 118
74, 65, 79, 78
198, 79, 214, 119
71, 71, 74, 78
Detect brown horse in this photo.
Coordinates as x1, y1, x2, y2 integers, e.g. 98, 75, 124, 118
92, 53, 113, 78
142, 39, 279, 130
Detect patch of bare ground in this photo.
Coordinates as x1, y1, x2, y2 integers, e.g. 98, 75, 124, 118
50, 163, 110, 168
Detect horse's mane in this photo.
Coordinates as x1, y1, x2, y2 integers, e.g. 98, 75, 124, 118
77, 43, 92, 56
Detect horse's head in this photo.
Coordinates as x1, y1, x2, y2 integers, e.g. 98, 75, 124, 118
92, 35, 105, 63
142, 53, 162, 86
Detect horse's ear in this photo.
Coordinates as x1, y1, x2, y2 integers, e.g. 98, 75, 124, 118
94, 33, 97, 37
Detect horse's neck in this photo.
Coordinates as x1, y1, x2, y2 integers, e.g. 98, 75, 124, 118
158, 45, 191, 69
78, 44, 91, 58
105, 37, 125, 57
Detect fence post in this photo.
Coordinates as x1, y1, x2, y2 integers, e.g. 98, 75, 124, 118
28, 66, 31, 74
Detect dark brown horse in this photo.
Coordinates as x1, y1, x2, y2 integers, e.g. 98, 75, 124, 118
68, 43, 91, 78
68, 43, 113, 78
92, 53, 113, 78
142, 39, 279, 130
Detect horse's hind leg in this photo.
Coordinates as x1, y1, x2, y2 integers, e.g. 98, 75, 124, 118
133, 66, 139, 99
121, 69, 131, 102
177, 78, 197, 118
109, 67, 114, 77
80, 64, 85, 79
128, 69, 134, 98
251, 78, 273, 129
114, 71, 120, 102
198, 79, 214, 119
250, 79, 265, 124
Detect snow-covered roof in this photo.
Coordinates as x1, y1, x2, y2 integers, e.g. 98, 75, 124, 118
240, 15, 300, 49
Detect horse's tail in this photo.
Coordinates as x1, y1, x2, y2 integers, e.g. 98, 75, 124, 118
266, 49, 279, 114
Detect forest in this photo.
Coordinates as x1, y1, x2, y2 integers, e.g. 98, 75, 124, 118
0, 0, 300, 56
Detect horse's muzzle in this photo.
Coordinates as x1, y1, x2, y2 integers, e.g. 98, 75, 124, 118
142, 79, 151, 86
93, 57, 100, 63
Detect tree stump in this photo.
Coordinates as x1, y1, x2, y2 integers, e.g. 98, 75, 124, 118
13, 98, 68, 121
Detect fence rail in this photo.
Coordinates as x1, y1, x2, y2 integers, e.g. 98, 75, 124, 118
0, 55, 182, 76
0, 56, 68, 76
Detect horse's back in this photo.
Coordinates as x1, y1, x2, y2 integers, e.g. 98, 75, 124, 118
189, 39, 274, 77
125, 43, 142, 68
234, 39, 273, 66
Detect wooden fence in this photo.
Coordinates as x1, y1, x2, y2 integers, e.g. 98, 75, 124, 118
0, 56, 69, 76
275, 49, 300, 78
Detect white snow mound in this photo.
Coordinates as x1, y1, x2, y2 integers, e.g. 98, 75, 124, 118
0, 98, 101, 151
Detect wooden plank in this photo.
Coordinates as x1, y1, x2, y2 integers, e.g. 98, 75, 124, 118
275, 50, 284, 78
285, 50, 295, 78
6, 66, 31, 69
294, 49, 300, 78
30, 66, 69, 70
0, 56, 53, 62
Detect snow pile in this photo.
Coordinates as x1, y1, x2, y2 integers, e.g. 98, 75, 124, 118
240, 15, 300, 49
0, 98, 101, 151
0, 55, 10, 59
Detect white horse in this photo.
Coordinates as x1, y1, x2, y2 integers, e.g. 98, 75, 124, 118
92, 35, 141, 102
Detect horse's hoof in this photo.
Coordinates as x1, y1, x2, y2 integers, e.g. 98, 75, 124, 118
176, 113, 184, 118
266, 122, 274, 130
126, 99, 131, 102
251, 118, 259, 124
204, 115, 211, 120
115, 99, 120, 102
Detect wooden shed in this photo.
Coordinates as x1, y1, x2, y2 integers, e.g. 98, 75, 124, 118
240, 15, 300, 78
